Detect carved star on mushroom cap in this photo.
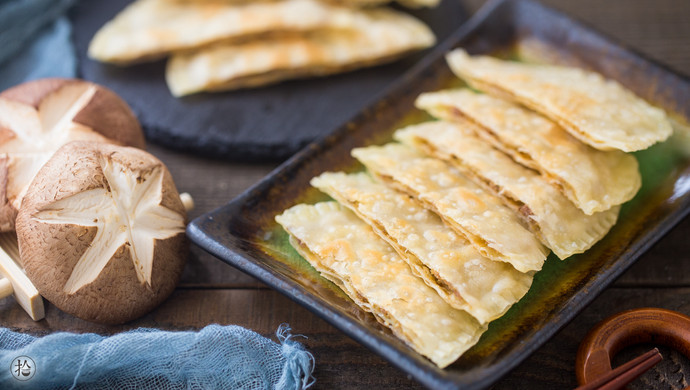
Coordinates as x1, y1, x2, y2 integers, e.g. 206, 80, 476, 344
0, 84, 114, 209
32, 156, 186, 294
0, 79, 145, 232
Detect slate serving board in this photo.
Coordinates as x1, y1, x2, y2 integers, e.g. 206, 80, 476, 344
69, 0, 468, 161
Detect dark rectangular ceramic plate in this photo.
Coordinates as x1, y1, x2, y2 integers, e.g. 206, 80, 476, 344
186, 0, 690, 388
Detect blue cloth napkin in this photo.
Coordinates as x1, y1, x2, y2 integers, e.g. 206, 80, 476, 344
0, 324, 315, 389
0, 0, 78, 90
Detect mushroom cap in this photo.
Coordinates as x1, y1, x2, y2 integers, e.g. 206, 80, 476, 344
0, 78, 146, 231
16, 141, 187, 324
0, 78, 145, 148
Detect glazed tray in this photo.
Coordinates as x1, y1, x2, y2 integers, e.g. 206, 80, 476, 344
186, 0, 690, 388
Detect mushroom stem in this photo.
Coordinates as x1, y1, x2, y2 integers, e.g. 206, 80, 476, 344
180, 192, 194, 212
0, 234, 44, 321
0, 277, 12, 299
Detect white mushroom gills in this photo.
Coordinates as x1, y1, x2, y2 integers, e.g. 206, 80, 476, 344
32, 156, 187, 294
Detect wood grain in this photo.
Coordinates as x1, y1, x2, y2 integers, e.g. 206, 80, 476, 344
495, 287, 690, 389
0, 289, 426, 389
2, 287, 689, 389
151, 143, 275, 288
465, 0, 690, 80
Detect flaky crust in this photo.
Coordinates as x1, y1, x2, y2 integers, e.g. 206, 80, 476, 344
352, 143, 548, 272
416, 89, 641, 215
446, 49, 672, 152
89, 0, 435, 65
276, 202, 485, 368
312, 172, 532, 324
165, 8, 434, 95
396, 121, 620, 259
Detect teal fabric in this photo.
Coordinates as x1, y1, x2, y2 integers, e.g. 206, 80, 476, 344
0, 324, 315, 389
0, 3, 318, 389
0, 0, 78, 90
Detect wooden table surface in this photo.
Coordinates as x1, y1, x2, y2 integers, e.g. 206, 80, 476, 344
3, 0, 690, 388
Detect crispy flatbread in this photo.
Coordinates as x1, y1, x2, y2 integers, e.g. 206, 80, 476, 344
332, 0, 440, 7
275, 201, 486, 368
170, 0, 440, 8
165, 9, 434, 95
416, 89, 641, 214
445, 49, 673, 152
396, 121, 620, 259
89, 0, 345, 64
311, 172, 532, 324
352, 143, 548, 272
89, 0, 433, 65
390, 0, 439, 7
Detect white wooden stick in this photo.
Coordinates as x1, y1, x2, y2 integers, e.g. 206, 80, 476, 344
0, 233, 44, 321
0, 277, 12, 298
180, 192, 194, 212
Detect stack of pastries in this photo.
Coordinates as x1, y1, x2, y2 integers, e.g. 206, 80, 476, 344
88, 0, 438, 96
276, 49, 673, 367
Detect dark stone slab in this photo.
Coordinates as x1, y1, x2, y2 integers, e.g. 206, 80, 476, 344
70, 0, 469, 161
